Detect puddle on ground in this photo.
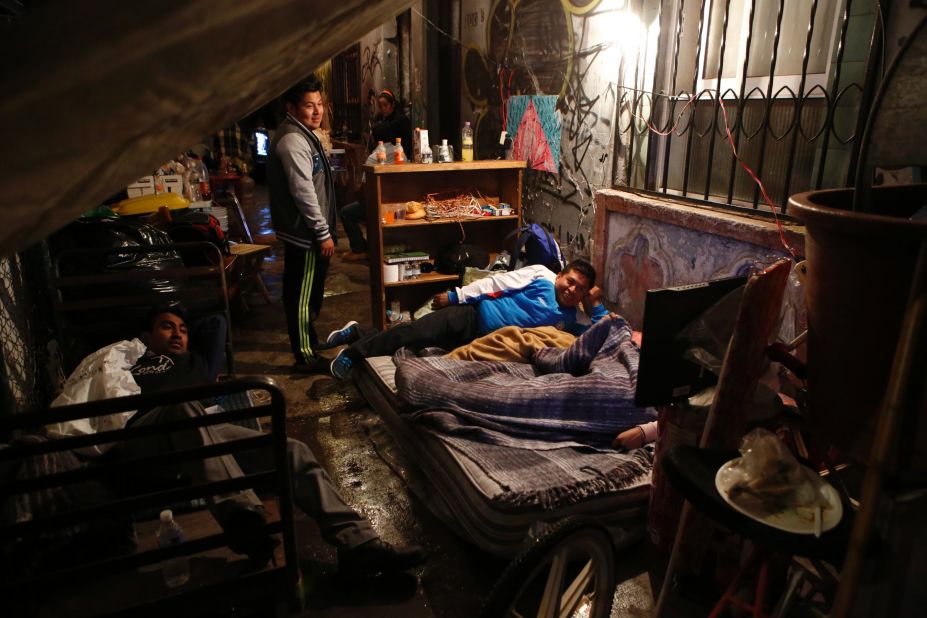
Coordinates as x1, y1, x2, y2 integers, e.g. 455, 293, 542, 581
323, 272, 367, 297
307, 379, 366, 414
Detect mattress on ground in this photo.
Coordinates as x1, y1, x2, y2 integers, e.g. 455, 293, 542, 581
357, 356, 653, 557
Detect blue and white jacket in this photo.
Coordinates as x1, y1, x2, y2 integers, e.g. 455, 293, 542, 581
447, 265, 608, 336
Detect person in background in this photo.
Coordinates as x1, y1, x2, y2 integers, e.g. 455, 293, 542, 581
267, 76, 338, 374
213, 122, 254, 175
338, 200, 367, 261
369, 89, 412, 160
57, 302, 426, 575
323, 259, 608, 379
336, 140, 406, 263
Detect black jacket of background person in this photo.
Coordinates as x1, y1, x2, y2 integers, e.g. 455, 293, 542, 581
371, 110, 412, 158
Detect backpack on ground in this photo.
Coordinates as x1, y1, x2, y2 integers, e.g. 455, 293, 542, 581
506, 223, 565, 273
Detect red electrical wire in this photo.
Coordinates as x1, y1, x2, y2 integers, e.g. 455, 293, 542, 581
631, 92, 798, 257
636, 94, 698, 136
499, 67, 515, 133
717, 96, 797, 258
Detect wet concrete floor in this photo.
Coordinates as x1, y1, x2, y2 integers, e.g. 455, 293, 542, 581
231, 186, 664, 617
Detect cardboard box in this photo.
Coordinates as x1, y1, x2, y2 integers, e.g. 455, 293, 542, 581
127, 175, 155, 197
413, 128, 431, 163
161, 174, 184, 195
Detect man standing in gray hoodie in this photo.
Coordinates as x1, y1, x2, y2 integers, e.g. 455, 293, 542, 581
267, 75, 337, 373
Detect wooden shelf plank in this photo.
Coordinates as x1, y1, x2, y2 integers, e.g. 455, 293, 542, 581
384, 215, 519, 228
366, 160, 527, 174
384, 272, 459, 287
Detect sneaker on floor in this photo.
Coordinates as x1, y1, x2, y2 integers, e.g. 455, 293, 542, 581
291, 355, 329, 374
338, 538, 426, 577
319, 320, 360, 349
341, 251, 368, 262
330, 349, 354, 380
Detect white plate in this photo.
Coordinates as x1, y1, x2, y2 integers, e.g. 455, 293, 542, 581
715, 458, 843, 535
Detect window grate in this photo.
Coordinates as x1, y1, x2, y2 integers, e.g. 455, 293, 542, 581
614, 0, 880, 214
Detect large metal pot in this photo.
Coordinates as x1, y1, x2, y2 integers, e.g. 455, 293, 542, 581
788, 184, 927, 458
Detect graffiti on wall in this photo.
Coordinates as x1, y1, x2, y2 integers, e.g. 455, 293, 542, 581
461, 0, 620, 258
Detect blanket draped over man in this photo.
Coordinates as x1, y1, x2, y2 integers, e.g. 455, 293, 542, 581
395, 315, 655, 447
393, 316, 656, 508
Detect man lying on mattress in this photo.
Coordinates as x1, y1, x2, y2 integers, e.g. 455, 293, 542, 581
324, 259, 608, 380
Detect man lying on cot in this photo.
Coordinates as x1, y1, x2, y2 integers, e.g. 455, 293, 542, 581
322, 259, 609, 379
51, 302, 424, 577
431, 315, 658, 451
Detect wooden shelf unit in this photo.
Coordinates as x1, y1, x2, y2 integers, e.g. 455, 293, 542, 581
364, 160, 525, 329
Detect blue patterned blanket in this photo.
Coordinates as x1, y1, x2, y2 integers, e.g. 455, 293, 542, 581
394, 315, 656, 449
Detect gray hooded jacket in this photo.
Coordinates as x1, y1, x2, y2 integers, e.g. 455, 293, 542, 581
266, 114, 336, 249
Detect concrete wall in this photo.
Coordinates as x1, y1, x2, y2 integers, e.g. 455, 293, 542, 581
459, 0, 635, 259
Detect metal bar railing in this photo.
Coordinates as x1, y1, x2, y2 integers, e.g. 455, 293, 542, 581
815, 0, 855, 190
703, 0, 733, 201
659, 0, 687, 194
682, 0, 711, 197
750, 0, 786, 209
725, 0, 758, 205
781, 0, 822, 204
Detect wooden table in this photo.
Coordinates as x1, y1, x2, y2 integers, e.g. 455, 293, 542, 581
226, 242, 272, 309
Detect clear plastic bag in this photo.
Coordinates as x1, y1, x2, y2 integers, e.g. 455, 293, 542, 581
720, 428, 830, 517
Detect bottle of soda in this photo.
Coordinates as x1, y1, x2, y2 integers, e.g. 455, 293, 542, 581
374, 141, 387, 164
461, 121, 474, 162
394, 138, 406, 164
157, 509, 190, 588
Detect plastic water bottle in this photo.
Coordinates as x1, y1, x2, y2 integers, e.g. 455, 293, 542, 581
461, 121, 474, 161
374, 141, 387, 165
157, 509, 190, 588
421, 141, 433, 164
437, 139, 451, 163
394, 138, 406, 164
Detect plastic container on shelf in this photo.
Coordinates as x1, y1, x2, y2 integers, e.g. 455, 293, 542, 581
157, 509, 190, 588
421, 141, 433, 164
461, 121, 474, 162
437, 139, 451, 163
374, 141, 387, 165
394, 138, 406, 164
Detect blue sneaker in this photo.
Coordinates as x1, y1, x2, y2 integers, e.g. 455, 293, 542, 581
330, 350, 354, 380
320, 320, 360, 349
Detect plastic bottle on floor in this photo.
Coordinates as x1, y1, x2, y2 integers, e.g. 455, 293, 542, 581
157, 509, 190, 588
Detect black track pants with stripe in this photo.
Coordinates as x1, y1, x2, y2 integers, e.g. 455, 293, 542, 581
283, 242, 330, 364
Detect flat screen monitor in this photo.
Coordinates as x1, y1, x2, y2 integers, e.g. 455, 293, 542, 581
634, 275, 748, 407
254, 129, 269, 159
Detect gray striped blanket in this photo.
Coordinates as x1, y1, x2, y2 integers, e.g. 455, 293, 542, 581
394, 315, 656, 449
